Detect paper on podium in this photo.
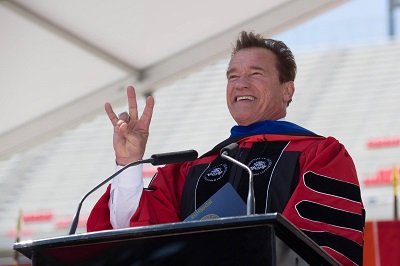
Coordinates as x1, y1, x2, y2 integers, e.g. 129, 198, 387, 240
184, 182, 246, 221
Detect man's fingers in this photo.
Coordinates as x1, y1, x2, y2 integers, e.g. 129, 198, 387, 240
104, 102, 119, 126
107, 87, 153, 135
140, 96, 155, 127
118, 112, 130, 123
127, 86, 139, 121
105, 101, 131, 126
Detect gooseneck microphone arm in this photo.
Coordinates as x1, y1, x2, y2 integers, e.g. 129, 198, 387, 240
68, 149, 198, 235
220, 143, 255, 215
67, 158, 152, 235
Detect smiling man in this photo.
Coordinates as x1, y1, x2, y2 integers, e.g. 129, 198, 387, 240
226, 41, 294, 125
87, 31, 365, 266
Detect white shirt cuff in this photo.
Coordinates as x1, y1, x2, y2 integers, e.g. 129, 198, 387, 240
109, 164, 144, 229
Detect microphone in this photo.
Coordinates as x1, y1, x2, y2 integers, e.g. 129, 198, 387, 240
68, 149, 198, 235
220, 143, 255, 215
151, 150, 198, 165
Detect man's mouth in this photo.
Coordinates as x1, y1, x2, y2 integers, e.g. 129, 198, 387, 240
236, 96, 255, 102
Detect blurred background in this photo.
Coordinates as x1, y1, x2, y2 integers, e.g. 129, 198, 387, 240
1, 0, 400, 265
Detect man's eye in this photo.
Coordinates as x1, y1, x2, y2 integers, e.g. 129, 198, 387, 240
228, 75, 238, 80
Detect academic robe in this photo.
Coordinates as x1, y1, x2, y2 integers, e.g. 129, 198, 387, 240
88, 122, 364, 266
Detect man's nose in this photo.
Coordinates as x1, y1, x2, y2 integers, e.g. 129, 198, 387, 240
235, 75, 251, 89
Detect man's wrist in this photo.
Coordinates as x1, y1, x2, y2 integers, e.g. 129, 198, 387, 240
114, 164, 144, 188
116, 157, 140, 166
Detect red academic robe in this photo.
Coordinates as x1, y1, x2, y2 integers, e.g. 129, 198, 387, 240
87, 134, 364, 266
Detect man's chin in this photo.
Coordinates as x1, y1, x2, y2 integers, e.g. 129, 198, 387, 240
234, 118, 257, 127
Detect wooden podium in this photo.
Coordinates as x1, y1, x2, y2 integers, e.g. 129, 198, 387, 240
13, 213, 339, 266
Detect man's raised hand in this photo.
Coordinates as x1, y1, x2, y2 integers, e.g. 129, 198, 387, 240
105, 86, 154, 166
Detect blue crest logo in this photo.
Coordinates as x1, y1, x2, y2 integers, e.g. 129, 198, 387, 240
248, 158, 272, 176
204, 164, 228, 182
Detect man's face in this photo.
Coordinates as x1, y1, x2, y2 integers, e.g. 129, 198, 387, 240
226, 48, 294, 126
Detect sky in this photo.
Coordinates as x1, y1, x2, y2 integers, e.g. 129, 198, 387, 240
274, 0, 398, 53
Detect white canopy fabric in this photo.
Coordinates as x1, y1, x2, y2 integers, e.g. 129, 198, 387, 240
0, 0, 347, 158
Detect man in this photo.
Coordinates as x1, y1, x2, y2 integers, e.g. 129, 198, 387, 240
87, 31, 364, 265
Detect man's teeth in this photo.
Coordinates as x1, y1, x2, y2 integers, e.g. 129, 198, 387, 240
236, 96, 255, 101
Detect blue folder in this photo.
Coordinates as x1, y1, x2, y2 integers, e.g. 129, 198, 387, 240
184, 182, 247, 221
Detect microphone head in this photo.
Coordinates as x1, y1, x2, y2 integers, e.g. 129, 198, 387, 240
151, 149, 198, 165
220, 143, 239, 157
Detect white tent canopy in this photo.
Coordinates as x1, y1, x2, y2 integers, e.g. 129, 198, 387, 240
0, 0, 347, 159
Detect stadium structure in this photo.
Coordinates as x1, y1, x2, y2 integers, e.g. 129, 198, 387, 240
1, 0, 400, 265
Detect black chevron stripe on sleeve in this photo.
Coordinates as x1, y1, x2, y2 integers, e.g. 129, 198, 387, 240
303, 171, 361, 202
296, 201, 363, 232
302, 230, 362, 266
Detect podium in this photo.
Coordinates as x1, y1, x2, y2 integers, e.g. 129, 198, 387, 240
13, 213, 340, 265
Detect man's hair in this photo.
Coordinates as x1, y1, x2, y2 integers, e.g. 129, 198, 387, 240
231, 31, 297, 83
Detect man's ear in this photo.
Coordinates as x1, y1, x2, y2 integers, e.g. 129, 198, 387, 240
283, 81, 295, 103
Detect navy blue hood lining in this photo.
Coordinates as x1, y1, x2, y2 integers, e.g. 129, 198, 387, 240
200, 121, 318, 158
230, 120, 315, 138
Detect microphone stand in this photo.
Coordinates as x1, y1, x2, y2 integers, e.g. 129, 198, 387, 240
220, 144, 255, 215
67, 158, 153, 235
67, 149, 198, 235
